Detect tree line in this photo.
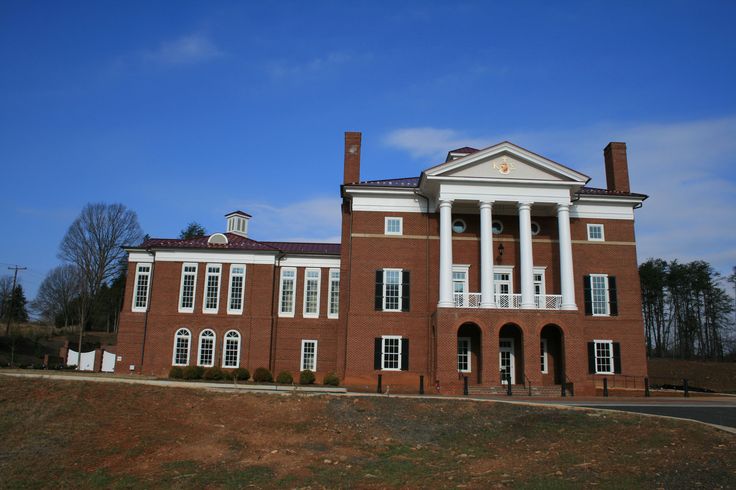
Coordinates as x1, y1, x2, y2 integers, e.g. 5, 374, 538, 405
640, 259, 735, 360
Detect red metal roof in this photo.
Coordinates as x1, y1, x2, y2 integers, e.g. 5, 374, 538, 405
138, 234, 340, 255
448, 146, 479, 154
576, 187, 648, 198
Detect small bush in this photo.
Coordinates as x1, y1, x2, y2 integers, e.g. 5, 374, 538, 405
276, 371, 293, 384
232, 367, 250, 381
182, 365, 205, 380
253, 367, 273, 383
203, 367, 226, 381
169, 366, 184, 379
299, 369, 316, 385
323, 372, 340, 387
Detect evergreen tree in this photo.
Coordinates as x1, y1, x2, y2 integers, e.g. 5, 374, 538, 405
179, 222, 206, 240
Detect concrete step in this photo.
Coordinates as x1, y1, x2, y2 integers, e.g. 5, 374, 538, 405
468, 384, 566, 397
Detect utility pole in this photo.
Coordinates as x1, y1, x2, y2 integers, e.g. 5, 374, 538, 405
5, 265, 27, 336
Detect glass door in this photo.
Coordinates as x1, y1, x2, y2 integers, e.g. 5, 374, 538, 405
499, 338, 515, 384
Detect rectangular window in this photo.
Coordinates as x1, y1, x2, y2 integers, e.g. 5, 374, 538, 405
381, 335, 402, 370
591, 274, 610, 316
533, 268, 546, 308
303, 268, 321, 318
458, 337, 471, 373
300, 340, 318, 371
328, 269, 340, 319
227, 265, 246, 314
594, 340, 613, 374
587, 224, 605, 241
383, 269, 401, 311
540, 339, 548, 373
202, 264, 222, 313
279, 268, 296, 317
132, 264, 152, 312
385, 217, 403, 235
178, 263, 197, 313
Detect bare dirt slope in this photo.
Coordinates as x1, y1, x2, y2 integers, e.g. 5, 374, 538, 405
0, 376, 734, 489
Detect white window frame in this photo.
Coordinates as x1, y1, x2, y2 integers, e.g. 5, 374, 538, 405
178, 263, 198, 313
132, 263, 152, 312
590, 274, 611, 316
381, 335, 402, 371
226, 264, 246, 315
458, 336, 471, 373
278, 267, 297, 317
533, 266, 546, 308
382, 268, 402, 312
328, 268, 340, 319
587, 223, 605, 241
530, 221, 541, 236
303, 268, 321, 318
222, 330, 241, 368
452, 219, 467, 234
594, 339, 614, 374
300, 339, 318, 371
197, 329, 216, 367
384, 217, 403, 235
540, 338, 548, 374
491, 219, 504, 235
172, 328, 191, 366
493, 266, 514, 294
202, 263, 222, 314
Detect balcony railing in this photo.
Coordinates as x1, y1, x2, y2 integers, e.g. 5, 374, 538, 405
453, 293, 564, 310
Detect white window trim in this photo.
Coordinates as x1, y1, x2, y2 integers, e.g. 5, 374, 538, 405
384, 216, 403, 235
458, 336, 471, 373
493, 265, 514, 292
452, 264, 470, 294
540, 338, 548, 374
327, 268, 340, 319
452, 218, 467, 234
222, 330, 241, 368
381, 335, 402, 371
226, 264, 246, 315
531, 220, 541, 236
132, 264, 152, 312
197, 329, 216, 367
171, 328, 191, 366
594, 339, 614, 374
587, 223, 605, 241
178, 263, 198, 313
303, 268, 321, 318
590, 273, 611, 316
278, 267, 297, 318
202, 263, 222, 314
492, 219, 504, 235
382, 268, 403, 312
300, 339, 318, 371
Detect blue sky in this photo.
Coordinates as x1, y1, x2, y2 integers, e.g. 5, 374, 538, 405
1, 0, 735, 298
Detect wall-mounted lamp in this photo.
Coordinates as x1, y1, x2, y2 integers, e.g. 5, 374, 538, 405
498, 242, 505, 257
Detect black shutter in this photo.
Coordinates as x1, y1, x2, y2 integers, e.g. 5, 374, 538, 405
401, 338, 409, 371
613, 342, 622, 374
374, 338, 382, 370
401, 271, 410, 312
587, 342, 595, 374
583, 275, 592, 316
608, 276, 618, 316
374, 270, 383, 311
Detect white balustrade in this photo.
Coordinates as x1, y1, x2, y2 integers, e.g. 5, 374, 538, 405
452, 292, 563, 310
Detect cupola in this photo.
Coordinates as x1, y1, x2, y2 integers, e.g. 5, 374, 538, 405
225, 210, 251, 237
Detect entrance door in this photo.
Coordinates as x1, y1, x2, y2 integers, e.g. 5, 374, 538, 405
499, 338, 515, 384
458, 337, 471, 373
494, 271, 512, 308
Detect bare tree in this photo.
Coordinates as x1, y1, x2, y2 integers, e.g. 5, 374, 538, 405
58, 203, 144, 364
0, 276, 12, 321
32, 265, 80, 327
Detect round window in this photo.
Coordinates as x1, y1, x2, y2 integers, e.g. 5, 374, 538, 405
452, 219, 466, 233
531, 221, 541, 236
492, 220, 503, 235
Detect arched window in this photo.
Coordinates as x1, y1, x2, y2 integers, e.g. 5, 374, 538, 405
172, 328, 191, 366
222, 330, 241, 368
198, 329, 216, 367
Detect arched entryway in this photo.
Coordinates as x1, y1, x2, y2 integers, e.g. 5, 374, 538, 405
457, 323, 482, 384
540, 324, 564, 385
498, 323, 523, 385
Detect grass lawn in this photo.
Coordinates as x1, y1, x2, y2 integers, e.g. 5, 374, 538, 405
0, 376, 734, 489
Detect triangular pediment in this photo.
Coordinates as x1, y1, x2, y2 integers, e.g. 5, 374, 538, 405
424, 141, 589, 183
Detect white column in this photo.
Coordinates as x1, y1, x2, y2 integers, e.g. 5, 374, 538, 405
518, 201, 535, 309
479, 201, 495, 308
438, 199, 454, 307
557, 203, 577, 310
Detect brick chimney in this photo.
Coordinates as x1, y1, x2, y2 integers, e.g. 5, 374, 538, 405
344, 131, 361, 184
603, 142, 630, 193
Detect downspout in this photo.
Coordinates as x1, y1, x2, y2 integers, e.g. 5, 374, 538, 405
414, 190, 432, 382
269, 251, 286, 373
139, 249, 155, 374
342, 195, 354, 376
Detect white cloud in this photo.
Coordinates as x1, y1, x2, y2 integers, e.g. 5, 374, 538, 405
384, 117, 736, 274
266, 51, 354, 80
142, 34, 223, 65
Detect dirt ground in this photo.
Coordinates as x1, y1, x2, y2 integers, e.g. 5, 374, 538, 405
648, 358, 736, 393
0, 376, 734, 489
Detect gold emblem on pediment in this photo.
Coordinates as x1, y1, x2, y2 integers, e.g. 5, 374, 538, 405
493, 157, 515, 175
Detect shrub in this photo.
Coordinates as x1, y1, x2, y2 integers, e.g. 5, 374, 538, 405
169, 366, 184, 379
203, 367, 226, 381
299, 369, 316, 385
323, 372, 340, 387
253, 367, 273, 383
232, 367, 250, 381
182, 365, 205, 380
276, 370, 293, 384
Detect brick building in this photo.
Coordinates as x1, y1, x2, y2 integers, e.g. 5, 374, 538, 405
116, 132, 648, 395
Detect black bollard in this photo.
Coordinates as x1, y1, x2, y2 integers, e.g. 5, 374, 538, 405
463, 376, 469, 396
377, 374, 382, 394
506, 372, 512, 396
683, 378, 689, 398
644, 377, 650, 397
561, 381, 566, 397
419, 375, 424, 395
603, 377, 609, 397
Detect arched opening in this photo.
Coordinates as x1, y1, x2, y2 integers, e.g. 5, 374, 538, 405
540, 324, 564, 385
457, 323, 482, 384
499, 323, 523, 385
